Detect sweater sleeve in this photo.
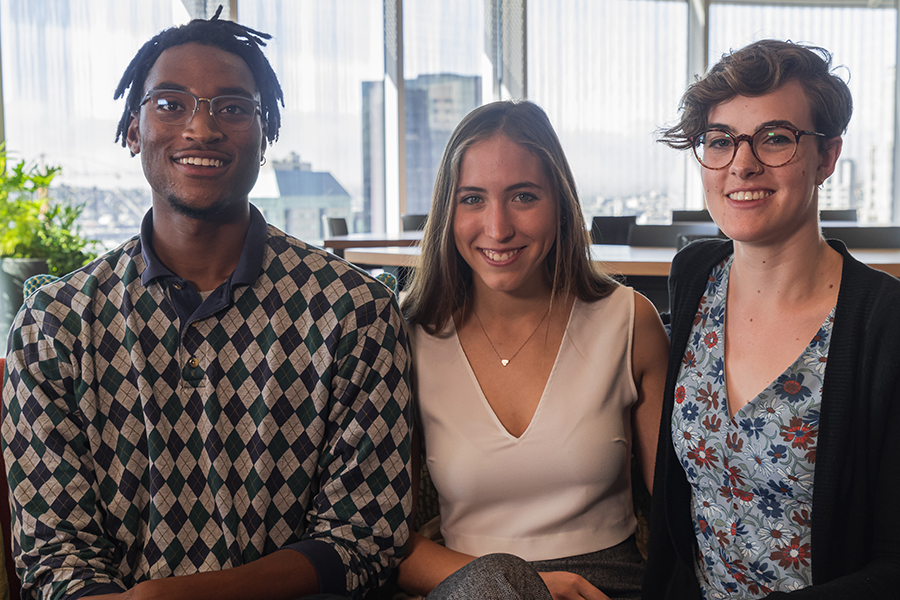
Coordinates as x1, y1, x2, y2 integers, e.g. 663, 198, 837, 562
291, 287, 412, 598
763, 260, 900, 598
3, 300, 127, 600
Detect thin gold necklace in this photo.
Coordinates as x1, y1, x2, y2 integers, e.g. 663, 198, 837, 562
472, 306, 550, 367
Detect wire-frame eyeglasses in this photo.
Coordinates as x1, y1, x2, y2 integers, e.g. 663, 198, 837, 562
138, 89, 261, 131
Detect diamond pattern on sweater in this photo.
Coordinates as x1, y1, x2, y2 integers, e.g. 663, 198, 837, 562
3, 227, 411, 600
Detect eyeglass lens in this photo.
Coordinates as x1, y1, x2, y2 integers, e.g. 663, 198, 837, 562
145, 90, 258, 130
694, 127, 799, 169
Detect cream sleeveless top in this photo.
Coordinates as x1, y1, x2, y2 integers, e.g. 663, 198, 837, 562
412, 286, 639, 561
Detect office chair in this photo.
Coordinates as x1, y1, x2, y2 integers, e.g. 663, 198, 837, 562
590, 216, 637, 245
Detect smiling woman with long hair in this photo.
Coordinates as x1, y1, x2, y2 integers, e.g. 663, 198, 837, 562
399, 100, 669, 600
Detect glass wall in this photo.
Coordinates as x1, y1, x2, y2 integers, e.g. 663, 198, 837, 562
0, 0, 185, 248
2, 0, 899, 248
239, 1, 384, 239
528, 0, 689, 224
709, 3, 898, 223
402, 0, 487, 218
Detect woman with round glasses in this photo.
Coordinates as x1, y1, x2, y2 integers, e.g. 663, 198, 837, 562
644, 39, 900, 599
399, 100, 669, 599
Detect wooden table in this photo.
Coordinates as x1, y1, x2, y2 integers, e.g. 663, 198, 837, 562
344, 244, 900, 278
323, 231, 423, 257
344, 245, 677, 277
849, 248, 900, 277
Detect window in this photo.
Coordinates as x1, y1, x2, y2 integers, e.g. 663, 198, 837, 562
0, 0, 184, 248
709, 3, 898, 223
239, 0, 384, 240
402, 0, 487, 218
2, 0, 899, 251
528, 0, 689, 224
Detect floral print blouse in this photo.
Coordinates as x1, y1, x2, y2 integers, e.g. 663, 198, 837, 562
672, 256, 833, 598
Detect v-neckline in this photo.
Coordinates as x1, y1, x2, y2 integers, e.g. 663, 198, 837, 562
451, 298, 578, 440
719, 259, 836, 420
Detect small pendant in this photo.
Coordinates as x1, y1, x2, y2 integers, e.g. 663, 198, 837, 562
501, 359, 509, 367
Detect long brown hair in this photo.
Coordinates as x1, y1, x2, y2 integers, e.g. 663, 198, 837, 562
402, 100, 618, 334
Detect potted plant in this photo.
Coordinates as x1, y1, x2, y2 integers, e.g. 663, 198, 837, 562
0, 148, 98, 340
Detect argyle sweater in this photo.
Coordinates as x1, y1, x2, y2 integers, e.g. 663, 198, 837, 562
2, 216, 412, 600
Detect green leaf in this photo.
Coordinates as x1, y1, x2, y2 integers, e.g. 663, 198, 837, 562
0, 146, 98, 276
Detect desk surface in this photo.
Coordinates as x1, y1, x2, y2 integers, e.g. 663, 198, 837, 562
323, 231, 423, 252
344, 244, 900, 278
344, 245, 677, 276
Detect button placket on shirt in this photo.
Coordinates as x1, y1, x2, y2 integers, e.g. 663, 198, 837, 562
166, 279, 206, 387
181, 332, 206, 386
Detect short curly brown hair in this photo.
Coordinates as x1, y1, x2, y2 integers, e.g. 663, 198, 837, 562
660, 39, 852, 150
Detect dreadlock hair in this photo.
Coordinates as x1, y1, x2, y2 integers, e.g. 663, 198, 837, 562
114, 5, 284, 147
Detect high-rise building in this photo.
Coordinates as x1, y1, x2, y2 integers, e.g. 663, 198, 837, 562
362, 81, 386, 234
404, 74, 482, 215
362, 73, 482, 230
254, 153, 352, 242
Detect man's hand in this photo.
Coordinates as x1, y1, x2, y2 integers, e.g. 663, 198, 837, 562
84, 549, 320, 600
538, 571, 611, 600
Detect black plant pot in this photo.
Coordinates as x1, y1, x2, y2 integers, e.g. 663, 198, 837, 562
0, 258, 48, 352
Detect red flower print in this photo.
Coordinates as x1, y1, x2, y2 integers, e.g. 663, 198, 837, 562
698, 518, 710, 535
715, 528, 729, 548
780, 416, 819, 450
748, 583, 774, 596
719, 485, 754, 504
703, 414, 722, 432
770, 536, 811, 569
675, 385, 686, 404
697, 383, 720, 410
726, 432, 743, 452
703, 331, 719, 348
693, 298, 709, 325
792, 509, 811, 529
805, 448, 817, 464
733, 488, 754, 502
716, 554, 748, 581
687, 438, 719, 469
723, 457, 746, 487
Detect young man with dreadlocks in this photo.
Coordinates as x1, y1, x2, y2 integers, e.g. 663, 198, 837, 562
2, 9, 411, 600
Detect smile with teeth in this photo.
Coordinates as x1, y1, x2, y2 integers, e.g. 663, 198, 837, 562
176, 157, 224, 168
481, 248, 521, 262
728, 190, 773, 201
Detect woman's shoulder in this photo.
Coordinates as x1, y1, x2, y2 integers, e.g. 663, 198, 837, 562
670, 238, 733, 279
575, 285, 633, 318
408, 319, 458, 360
833, 240, 900, 306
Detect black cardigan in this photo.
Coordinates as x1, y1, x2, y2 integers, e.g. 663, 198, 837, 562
643, 239, 900, 599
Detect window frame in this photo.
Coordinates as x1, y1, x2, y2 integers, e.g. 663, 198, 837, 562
0, 0, 897, 229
